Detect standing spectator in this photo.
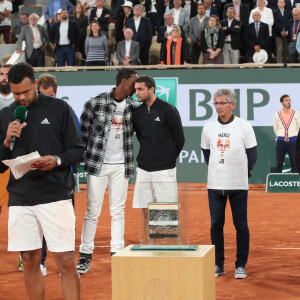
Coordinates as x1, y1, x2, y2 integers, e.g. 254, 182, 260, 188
244, 11, 271, 62
0, 62, 84, 300
16, 14, 49, 67
89, 0, 111, 39
85, 20, 108, 66
132, 75, 185, 211
70, 3, 88, 59
78, 0, 96, 19
157, 12, 186, 44
223, 0, 250, 28
201, 87, 257, 279
249, 0, 274, 36
189, 3, 208, 64
0, 0, 12, 44
116, 28, 140, 65
126, 4, 153, 65
203, 0, 219, 17
145, 0, 165, 35
220, 7, 241, 64
51, 9, 80, 66
160, 24, 188, 64
115, 1, 134, 44
201, 15, 225, 64
13, 13, 29, 43
77, 68, 138, 274
273, 0, 292, 63
169, 0, 190, 37
287, 7, 300, 62
44, 0, 74, 25
182, 0, 198, 18
273, 94, 300, 173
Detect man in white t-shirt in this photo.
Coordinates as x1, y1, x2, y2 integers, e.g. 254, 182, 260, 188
0, 0, 12, 43
77, 68, 138, 274
201, 87, 257, 279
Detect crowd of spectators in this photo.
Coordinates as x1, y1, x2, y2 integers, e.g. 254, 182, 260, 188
1, 0, 300, 66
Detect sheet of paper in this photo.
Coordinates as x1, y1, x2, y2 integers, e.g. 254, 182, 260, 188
2, 151, 41, 180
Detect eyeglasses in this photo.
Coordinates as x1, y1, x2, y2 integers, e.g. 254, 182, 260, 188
213, 101, 231, 106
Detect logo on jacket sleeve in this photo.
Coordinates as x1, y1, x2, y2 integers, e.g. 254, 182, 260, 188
155, 116, 160, 121
41, 118, 50, 125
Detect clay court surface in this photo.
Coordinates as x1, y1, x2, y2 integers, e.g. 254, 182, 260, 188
0, 184, 300, 300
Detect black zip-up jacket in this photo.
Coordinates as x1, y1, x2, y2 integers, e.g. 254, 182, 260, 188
0, 94, 85, 206
133, 97, 185, 172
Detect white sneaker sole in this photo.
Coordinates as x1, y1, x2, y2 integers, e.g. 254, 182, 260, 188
77, 267, 90, 274
215, 271, 225, 278
235, 274, 246, 279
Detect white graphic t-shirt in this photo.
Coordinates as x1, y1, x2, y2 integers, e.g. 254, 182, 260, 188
103, 100, 126, 163
201, 117, 257, 190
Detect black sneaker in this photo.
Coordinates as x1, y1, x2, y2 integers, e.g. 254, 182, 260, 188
77, 254, 92, 274
235, 266, 246, 279
215, 265, 225, 277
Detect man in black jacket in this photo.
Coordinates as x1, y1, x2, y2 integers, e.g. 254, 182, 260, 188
0, 62, 84, 299
132, 75, 184, 210
89, 0, 111, 38
126, 4, 153, 65
220, 7, 241, 64
244, 11, 271, 62
51, 9, 79, 66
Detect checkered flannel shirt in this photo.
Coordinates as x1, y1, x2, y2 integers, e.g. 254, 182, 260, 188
80, 89, 138, 178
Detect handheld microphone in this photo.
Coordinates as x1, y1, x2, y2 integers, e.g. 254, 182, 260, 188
10, 106, 28, 151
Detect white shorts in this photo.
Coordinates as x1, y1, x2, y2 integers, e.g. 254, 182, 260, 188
132, 167, 178, 208
8, 199, 75, 252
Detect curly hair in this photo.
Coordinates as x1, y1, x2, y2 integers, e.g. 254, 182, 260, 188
115, 68, 137, 86
7, 62, 35, 84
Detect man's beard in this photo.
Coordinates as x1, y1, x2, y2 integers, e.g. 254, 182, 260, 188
0, 81, 11, 94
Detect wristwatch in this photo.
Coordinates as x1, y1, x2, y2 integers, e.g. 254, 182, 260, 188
52, 155, 62, 167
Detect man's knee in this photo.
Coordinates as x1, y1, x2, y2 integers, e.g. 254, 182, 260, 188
55, 252, 76, 272
21, 250, 42, 268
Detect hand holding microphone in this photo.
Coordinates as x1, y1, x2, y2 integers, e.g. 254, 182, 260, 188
4, 106, 28, 150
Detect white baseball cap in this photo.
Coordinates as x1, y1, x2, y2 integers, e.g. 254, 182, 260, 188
122, 1, 133, 8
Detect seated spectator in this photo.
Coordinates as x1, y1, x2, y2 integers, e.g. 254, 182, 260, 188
0, 0, 12, 44
201, 15, 225, 64
44, 0, 74, 25
169, 0, 190, 37
16, 13, 49, 67
51, 9, 79, 66
245, 11, 271, 62
220, 6, 241, 64
157, 12, 186, 44
249, 0, 274, 36
126, 4, 153, 65
160, 24, 188, 64
70, 3, 88, 58
273, 0, 292, 63
189, 3, 208, 64
13, 13, 29, 43
115, 1, 134, 44
287, 8, 300, 62
116, 28, 140, 65
85, 20, 108, 66
90, 0, 111, 39
203, 0, 219, 17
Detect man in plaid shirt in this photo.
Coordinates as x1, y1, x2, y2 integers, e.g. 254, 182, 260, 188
77, 68, 138, 274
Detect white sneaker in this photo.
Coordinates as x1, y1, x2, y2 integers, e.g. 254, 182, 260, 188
40, 264, 47, 276
235, 267, 246, 279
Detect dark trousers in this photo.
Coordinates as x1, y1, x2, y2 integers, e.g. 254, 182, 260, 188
56, 46, 75, 66
147, 12, 163, 35
191, 42, 201, 64
140, 46, 150, 65
288, 41, 299, 63
0, 26, 11, 44
208, 189, 249, 268
27, 48, 45, 67
275, 139, 297, 173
